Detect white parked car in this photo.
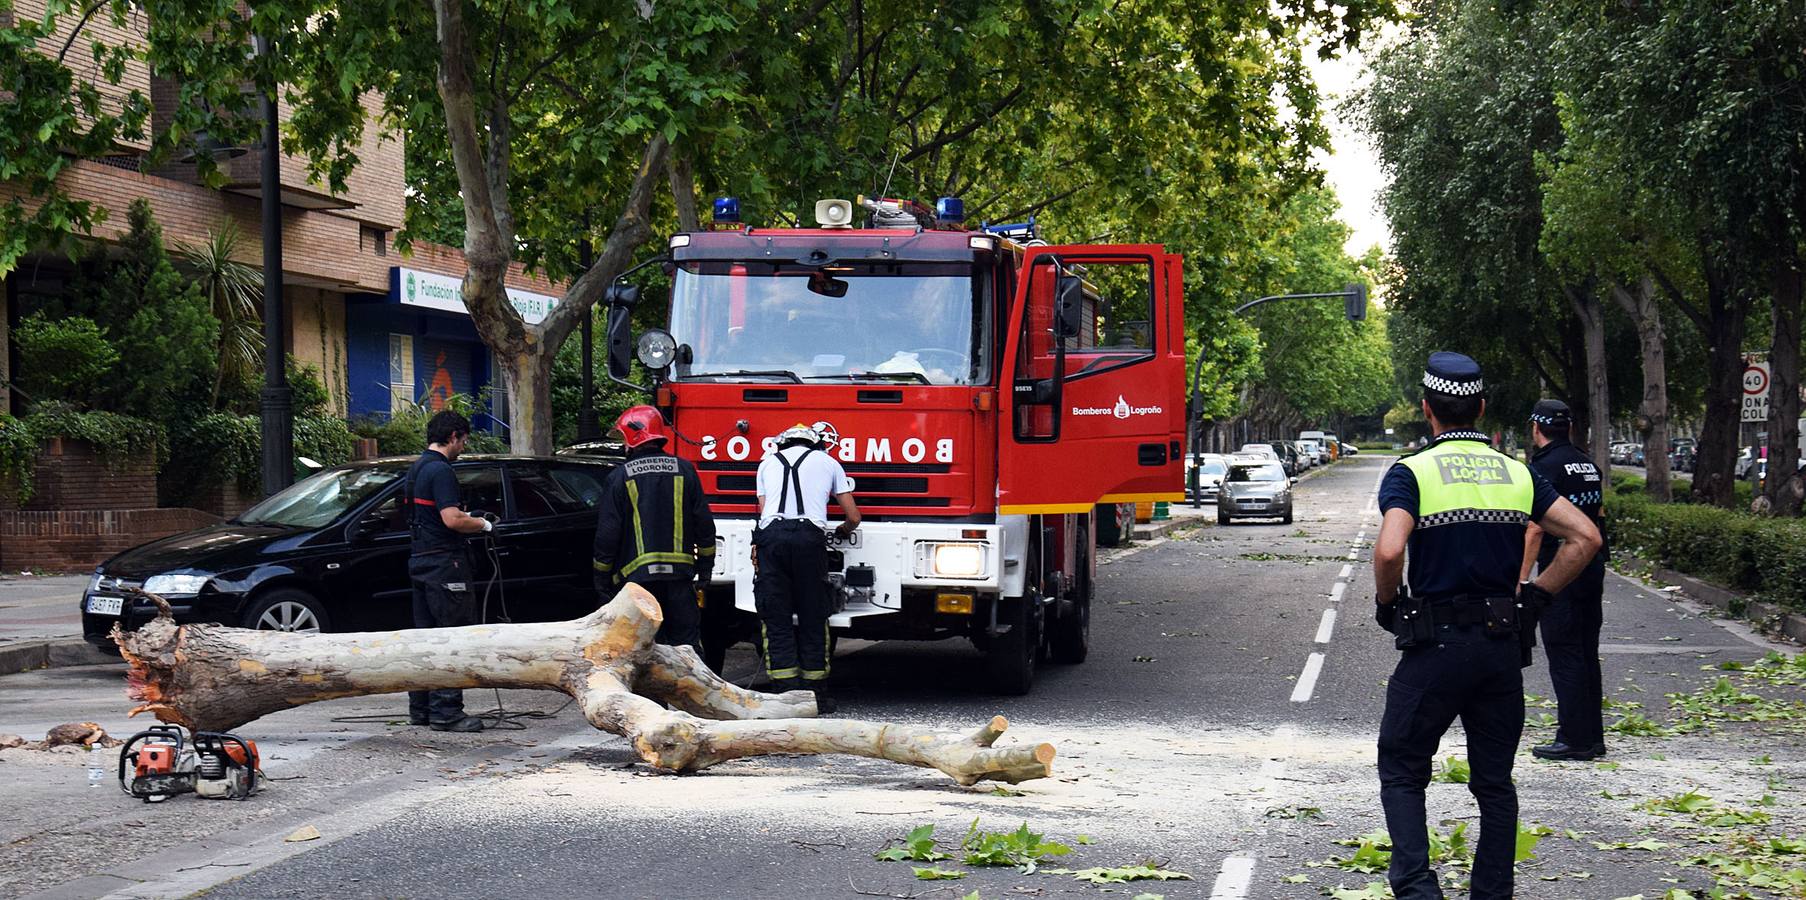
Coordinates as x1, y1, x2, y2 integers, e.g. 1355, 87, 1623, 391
1185, 453, 1230, 501
1298, 440, 1324, 466
1237, 443, 1281, 462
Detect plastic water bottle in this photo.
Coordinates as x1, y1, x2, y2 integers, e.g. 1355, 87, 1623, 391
88, 744, 108, 787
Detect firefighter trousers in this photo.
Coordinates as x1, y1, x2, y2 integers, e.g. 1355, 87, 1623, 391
407, 550, 477, 723
753, 519, 831, 683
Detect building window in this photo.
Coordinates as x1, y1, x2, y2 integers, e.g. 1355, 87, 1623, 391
363, 226, 388, 257
388, 333, 414, 414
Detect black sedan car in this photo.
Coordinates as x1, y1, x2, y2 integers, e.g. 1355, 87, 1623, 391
81, 454, 620, 651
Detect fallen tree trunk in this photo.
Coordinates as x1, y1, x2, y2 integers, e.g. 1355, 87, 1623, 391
116, 585, 1055, 786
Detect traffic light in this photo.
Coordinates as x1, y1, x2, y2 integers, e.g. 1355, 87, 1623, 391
1345, 282, 1368, 321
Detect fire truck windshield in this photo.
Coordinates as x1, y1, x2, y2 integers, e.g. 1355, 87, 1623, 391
668, 260, 985, 385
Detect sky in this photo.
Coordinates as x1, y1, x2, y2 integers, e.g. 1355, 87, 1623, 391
1304, 38, 1393, 257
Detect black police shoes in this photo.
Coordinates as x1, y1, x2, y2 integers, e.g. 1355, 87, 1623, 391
1531, 741, 1604, 761
430, 716, 486, 733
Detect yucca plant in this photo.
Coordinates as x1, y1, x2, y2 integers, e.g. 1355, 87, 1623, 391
179, 224, 263, 408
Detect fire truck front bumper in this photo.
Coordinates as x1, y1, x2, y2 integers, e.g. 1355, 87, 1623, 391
714, 519, 1018, 629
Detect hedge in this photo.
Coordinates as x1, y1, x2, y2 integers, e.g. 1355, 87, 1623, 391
1606, 486, 1806, 613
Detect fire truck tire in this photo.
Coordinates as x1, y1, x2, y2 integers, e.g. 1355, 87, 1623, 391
1048, 529, 1092, 665
985, 596, 1039, 695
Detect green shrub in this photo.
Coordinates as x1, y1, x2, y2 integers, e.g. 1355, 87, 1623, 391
11, 313, 118, 405
1607, 492, 1806, 612
162, 412, 356, 503
350, 392, 506, 456
0, 414, 37, 499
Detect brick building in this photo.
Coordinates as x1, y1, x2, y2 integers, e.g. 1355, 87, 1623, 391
0, 4, 566, 568
0, 0, 562, 424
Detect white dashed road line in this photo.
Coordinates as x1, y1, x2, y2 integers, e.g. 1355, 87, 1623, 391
1209, 855, 1257, 899
1338, 563, 1353, 579
1290, 652, 1325, 702
1313, 608, 1338, 644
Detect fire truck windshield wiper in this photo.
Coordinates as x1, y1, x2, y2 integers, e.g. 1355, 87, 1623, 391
802, 372, 932, 385
680, 369, 803, 383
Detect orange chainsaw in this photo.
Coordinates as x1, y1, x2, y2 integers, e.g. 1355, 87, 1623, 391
118, 725, 261, 802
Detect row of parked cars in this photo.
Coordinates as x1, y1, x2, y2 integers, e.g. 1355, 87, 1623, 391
1610, 438, 1697, 473
1182, 431, 1360, 526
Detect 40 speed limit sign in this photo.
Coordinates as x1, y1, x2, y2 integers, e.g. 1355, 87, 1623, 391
1743, 360, 1771, 423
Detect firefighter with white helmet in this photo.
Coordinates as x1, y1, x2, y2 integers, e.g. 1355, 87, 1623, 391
754, 422, 861, 709
593, 405, 717, 653
811, 420, 840, 454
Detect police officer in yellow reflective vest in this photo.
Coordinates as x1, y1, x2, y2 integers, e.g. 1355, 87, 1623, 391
593, 406, 717, 652
1372, 352, 1603, 899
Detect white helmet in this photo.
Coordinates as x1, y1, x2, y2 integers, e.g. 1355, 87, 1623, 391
811, 421, 839, 447
777, 423, 820, 446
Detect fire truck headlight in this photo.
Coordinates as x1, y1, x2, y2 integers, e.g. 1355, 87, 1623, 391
637, 329, 678, 370
918, 542, 988, 579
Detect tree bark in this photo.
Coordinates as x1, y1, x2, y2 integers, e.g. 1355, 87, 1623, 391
1564, 280, 1612, 477
1765, 253, 1804, 515
1610, 277, 1671, 502
1689, 251, 1752, 508
115, 586, 1055, 786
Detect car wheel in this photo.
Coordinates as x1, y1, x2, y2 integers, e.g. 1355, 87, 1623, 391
242, 589, 330, 633
984, 595, 1039, 695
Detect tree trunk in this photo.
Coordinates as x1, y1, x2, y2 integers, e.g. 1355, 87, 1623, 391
1611, 277, 1671, 502
1690, 256, 1751, 508
1564, 281, 1612, 476
115, 586, 1055, 786
1765, 253, 1804, 516
502, 348, 558, 456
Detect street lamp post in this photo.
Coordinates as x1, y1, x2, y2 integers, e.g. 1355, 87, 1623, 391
1187, 283, 1368, 508
256, 34, 293, 497
576, 227, 600, 443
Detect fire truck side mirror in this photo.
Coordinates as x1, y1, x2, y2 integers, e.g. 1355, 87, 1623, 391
1054, 274, 1084, 338
604, 283, 640, 380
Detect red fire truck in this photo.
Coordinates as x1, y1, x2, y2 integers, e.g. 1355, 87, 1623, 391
604, 196, 1186, 693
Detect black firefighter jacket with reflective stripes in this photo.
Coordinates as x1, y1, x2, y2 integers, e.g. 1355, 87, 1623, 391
593, 447, 717, 584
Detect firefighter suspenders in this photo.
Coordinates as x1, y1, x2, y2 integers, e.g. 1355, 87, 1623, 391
775, 448, 815, 518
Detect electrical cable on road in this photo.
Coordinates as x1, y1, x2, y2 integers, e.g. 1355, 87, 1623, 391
332, 534, 575, 729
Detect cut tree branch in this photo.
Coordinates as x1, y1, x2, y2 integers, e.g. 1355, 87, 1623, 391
116, 586, 1055, 786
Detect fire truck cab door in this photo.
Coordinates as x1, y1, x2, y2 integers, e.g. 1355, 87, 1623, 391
998, 246, 1186, 515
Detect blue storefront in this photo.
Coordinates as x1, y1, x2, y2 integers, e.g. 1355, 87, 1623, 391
346, 267, 559, 433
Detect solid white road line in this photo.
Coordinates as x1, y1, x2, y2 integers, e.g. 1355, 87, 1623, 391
1314, 608, 1338, 644
1291, 652, 1325, 702
1338, 563, 1353, 579
1209, 854, 1257, 899
1328, 581, 1347, 604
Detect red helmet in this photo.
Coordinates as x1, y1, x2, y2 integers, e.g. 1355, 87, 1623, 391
614, 406, 670, 449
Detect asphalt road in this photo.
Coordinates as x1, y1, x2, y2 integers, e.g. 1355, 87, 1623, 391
3, 456, 1802, 900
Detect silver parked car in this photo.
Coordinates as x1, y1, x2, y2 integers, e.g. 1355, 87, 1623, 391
1218, 461, 1294, 525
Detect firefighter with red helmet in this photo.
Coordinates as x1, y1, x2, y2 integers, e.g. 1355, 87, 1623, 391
593, 406, 717, 652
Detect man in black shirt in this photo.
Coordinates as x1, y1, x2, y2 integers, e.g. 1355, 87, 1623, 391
1519, 399, 1609, 761
404, 410, 495, 733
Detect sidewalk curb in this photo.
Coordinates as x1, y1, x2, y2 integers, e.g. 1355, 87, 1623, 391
0, 638, 114, 676
1628, 556, 1806, 646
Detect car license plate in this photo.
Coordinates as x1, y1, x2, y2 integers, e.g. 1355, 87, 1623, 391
831, 530, 861, 548
87, 595, 124, 616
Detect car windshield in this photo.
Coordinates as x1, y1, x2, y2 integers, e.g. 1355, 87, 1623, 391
235, 467, 402, 528
1229, 464, 1286, 482
1199, 460, 1227, 476
669, 260, 985, 385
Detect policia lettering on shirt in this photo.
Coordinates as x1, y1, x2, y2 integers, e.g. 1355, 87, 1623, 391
1372, 353, 1603, 900
403, 410, 498, 734
592, 406, 718, 654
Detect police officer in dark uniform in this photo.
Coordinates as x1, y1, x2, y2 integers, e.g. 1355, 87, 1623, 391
1520, 399, 1608, 761
404, 410, 495, 733
1373, 353, 1603, 899
593, 406, 717, 652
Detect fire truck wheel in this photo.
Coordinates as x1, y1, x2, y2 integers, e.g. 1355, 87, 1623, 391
985, 596, 1039, 695
1048, 529, 1092, 665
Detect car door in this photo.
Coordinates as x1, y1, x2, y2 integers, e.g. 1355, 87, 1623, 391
331, 486, 414, 630
998, 246, 1187, 514
497, 461, 613, 621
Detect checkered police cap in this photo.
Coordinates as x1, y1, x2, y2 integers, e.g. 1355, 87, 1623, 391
1422, 351, 1484, 397
1529, 399, 1571, 426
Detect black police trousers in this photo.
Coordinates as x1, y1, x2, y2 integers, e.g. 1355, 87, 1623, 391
753, 519, 831, 683
407, 550, 476, 724
1378, 623, 1524, 900
1540, 559, 1606, 751
598, 575, 702, 654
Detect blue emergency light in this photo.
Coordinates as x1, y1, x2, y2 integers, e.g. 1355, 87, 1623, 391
712, 197, 740, 224
980, 216, 1038, 242
935, 197, 964, 224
